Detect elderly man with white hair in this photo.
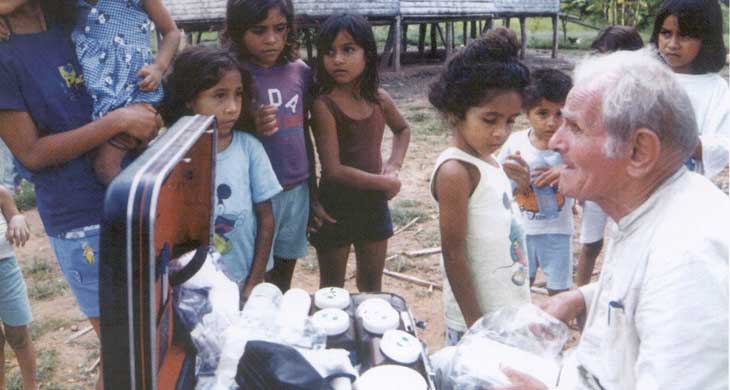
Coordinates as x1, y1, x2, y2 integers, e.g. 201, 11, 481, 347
504, 49, 729, 390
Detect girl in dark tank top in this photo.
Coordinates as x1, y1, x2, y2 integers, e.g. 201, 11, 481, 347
309, 14, 411, 292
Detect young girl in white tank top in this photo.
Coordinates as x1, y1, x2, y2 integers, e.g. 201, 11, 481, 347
428, 28, 531, 344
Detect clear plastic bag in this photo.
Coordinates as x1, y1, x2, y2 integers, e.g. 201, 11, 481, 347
439, 304, 570, 389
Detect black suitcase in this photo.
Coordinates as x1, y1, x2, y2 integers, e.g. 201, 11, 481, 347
99, 115, 216, 390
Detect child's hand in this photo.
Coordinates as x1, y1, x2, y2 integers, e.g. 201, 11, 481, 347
531, 164, 563, 188
502, 152, 530, 194
137, 63, 163, 92
6, 214, 29, 247
113, 103, 162, 142
384, 176, 401, 200
254, 105, 279, 136
308, 199, 336, 233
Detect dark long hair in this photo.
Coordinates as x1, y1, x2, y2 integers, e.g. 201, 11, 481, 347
159, 46, 253, 127
429, 27, 530, 119
41, 0, 77, 29
222, 0, 299, 65
650, 0, 726, 73
590, 25, 644, 53
315, 14, 380, 104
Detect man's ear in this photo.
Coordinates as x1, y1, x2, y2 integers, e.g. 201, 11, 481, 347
626, 128, 661, 178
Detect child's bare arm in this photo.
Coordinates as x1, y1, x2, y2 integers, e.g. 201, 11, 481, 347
380, 89, 411, 178
435, 160, 482, 328
139, 0, 181, 91
311, 98, 400, 197
242, 200, 275, 298
0, 186, 29, 246
0, 106, 161, 172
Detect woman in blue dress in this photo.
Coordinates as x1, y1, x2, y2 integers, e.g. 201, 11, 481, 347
0, 1, 162, 388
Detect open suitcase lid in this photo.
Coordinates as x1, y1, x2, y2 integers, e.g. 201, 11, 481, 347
100, 115, 216, 390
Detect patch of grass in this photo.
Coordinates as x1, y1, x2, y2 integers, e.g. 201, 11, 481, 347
27, 278, 67, 301
30, 317, 76, 340
389, 255, 411, 273
408, 111, 429, 124
23, 257, 67, 300
24, 257, 52, 276
390, 203, 430, 227
15, 180, 36, 212
37, 348, 59, 383
6, 370, 22, 390
394, 199, 421, 208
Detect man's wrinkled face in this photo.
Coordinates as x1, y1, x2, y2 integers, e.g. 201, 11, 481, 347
548, 86, 626, 202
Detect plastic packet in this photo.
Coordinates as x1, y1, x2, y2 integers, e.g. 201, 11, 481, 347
440, 304, 570, 389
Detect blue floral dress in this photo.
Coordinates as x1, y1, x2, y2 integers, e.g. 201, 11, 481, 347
71, 0, 163, 119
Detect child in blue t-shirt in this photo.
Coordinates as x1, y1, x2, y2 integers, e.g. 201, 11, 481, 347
499, 69, 574, 295
161, 46, 282, 300
71, 0, 181, 185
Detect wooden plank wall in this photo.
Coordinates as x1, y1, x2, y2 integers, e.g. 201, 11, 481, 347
166, 0, 559, 23
295, 0, 399, 17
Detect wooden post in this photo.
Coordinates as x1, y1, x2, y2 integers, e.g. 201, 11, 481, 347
561, 15, 568, 41
504, 17, 511, 28
304, 28, 313, 61
394, 16, 401, 72
462, 20, 467, 45
470, 19, 477, 40
486, 16, 494, 32
445, 21, 453, 57
418, 23, 427, 57
401, 23, 409, 53
519, 16, 527, 59
551, 13, 558, 58
430, 23, 438, 57
380, 21, 396, 68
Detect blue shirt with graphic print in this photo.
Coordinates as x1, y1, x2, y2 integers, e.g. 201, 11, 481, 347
214, 131, 282, 283
0, 25, 105, 236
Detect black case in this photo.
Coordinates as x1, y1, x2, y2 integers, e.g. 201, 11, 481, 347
99, 115, 216, 390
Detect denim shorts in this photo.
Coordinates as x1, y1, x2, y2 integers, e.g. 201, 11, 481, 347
48, 225, 100, 318
526, 233, 572, 290
0, 256, 32, 326
271, 182, 310, 260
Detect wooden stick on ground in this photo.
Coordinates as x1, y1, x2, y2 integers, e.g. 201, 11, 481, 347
404, 247, 441, 257
86, 357, 101, 373
65, 325, 94, 344
393, 217, 420, 236
384, 269, 442, 290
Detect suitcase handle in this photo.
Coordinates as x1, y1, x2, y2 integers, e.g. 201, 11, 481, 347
169, 246, 208, 287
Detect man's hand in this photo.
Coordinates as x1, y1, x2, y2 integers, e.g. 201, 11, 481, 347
540, 289, 586, 325
6, 214, 29, 247
503, 152, 530, 194
254, 105, 279, 136
137, 63, 162, 92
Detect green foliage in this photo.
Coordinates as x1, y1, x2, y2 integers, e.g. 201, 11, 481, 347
15, 180, 36, 211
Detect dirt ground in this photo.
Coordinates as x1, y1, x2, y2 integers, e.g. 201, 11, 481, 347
3, 48, 727, 388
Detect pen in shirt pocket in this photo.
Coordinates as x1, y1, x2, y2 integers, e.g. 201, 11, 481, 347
607, 300, 624, 326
